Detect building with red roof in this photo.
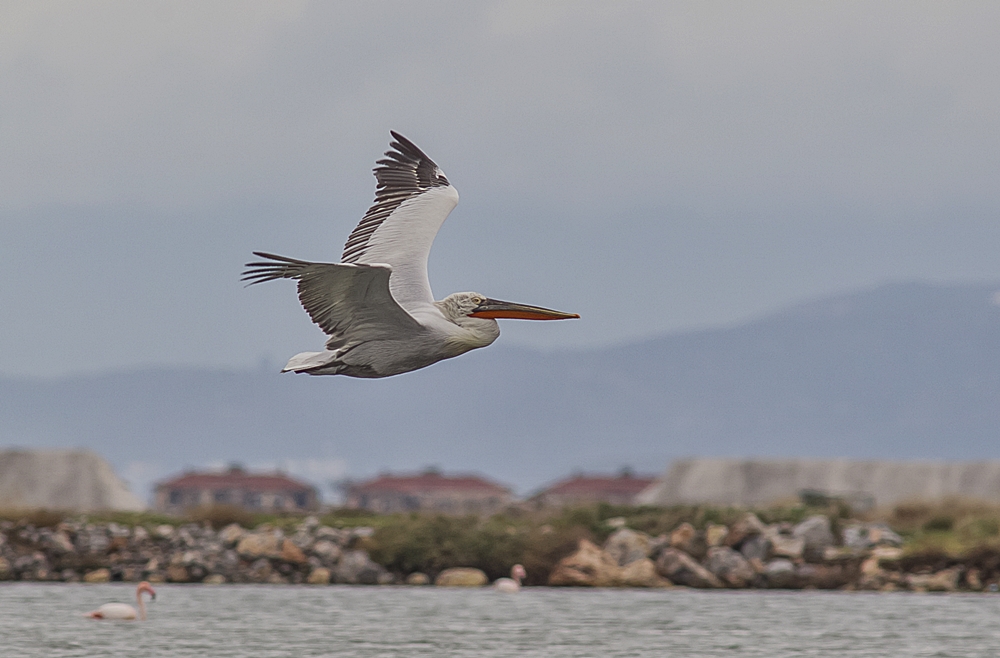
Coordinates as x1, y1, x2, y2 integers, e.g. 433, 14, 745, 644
344, 469, 513, 515
154, 465, 318, 513
532, 470, 657, 508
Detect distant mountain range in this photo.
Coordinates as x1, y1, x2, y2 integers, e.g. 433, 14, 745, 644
2, 281, 999, 501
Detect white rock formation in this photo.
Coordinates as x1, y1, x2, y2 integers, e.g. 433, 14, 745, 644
0, 449, 144, 511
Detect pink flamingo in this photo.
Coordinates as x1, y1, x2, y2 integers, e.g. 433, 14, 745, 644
86, 581, 156, 620
493, 564, 526, 592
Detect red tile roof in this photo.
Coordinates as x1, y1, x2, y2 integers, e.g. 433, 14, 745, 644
350, 472, 510, 495
540, 474, 656, 497
157, 467, 313, 493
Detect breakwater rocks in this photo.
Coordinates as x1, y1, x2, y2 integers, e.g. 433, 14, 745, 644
548, 514, 1000, 592
0, 517, 391, 585
1, 513, 999, 592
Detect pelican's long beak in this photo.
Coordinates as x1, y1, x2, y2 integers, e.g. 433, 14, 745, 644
470, 298, 580, 320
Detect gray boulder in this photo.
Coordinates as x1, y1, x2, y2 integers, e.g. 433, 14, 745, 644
311, 539, 342, 565
669, 523, 707, 560
869, 524, 903, 547
314, 526, 347, 545
216, 549, 240, 577
703, 546, 755, 588
78, 530, 109, 554
604, 528, 651, 566
153, 524, 174, 540
655, 548, 723, 588
45, 531, 74, 554
767, 532, 805, 560
740, 535, 772, 562
725, 513, 767, 549
248, 558, 273, 583
792, 516, 835, 561
842, 523, 903, 551
763, 559, 797, 588
289, 529, 315, 551
334, 550, 389, 585
841, 524, 870, 551
795, 563, 855, 589
647, 534, 670, 561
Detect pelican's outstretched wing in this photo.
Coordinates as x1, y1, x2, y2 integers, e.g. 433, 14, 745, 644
242, 252, 421, 351
341, 132, 460, 310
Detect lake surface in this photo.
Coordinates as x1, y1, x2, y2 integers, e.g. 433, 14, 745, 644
2, 583, 1000, 657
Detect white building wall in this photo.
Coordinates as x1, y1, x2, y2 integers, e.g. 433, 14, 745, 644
636, 459, 1000, 508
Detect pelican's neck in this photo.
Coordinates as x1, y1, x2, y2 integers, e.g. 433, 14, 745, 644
428, 300, 500, 353
444, 317, 500, 353
136, 588, 147, 621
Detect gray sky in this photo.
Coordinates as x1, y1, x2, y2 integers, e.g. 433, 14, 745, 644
2, 1, 999, 377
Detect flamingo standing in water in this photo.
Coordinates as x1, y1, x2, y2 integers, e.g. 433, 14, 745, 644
86, 581, 156, 620
493, 564, 526, 592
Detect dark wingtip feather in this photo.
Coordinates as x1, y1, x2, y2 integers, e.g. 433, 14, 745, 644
344, 132, 447, 263
241, 251, 310, 286
387, 131, 432, 163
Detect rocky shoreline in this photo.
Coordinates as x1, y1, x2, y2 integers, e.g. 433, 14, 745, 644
0, 517, 391, 586
1, 513, 997, 592
548, 513, 1000, 592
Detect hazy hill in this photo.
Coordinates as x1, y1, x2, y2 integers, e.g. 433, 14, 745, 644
2, 281, 999, 499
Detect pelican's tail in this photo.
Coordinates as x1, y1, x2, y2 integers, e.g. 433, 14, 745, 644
282, 351, 342, 374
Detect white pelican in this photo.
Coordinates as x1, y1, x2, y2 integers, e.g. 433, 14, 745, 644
85, 581, 156, 620
243, 132, 578, 378
493, 564, 526, 592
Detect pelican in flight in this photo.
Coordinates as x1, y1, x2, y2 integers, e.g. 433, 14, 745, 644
243, 132, 578, 378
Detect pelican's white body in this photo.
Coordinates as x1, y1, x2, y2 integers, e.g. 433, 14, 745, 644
282, 298, 500, 377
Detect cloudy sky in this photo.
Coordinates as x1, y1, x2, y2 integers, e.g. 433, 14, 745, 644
2, 1, 998, 377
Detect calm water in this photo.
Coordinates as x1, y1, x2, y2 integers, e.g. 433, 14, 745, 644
2, 583, 1000, 657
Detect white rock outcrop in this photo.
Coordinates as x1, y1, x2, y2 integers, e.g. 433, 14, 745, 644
0, 449, 144, 511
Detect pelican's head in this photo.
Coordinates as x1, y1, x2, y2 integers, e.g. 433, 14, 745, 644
438, 292, 578, 350
511, 564, 526, 582
441, 292, 579, 323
